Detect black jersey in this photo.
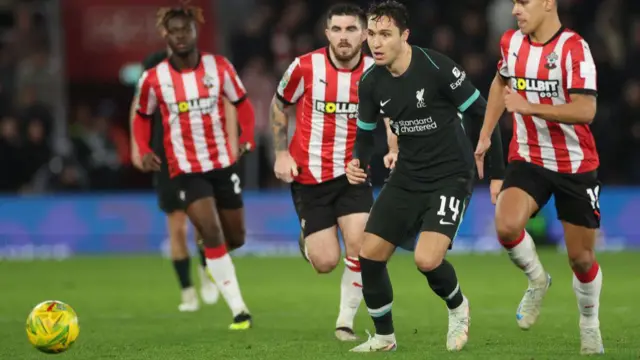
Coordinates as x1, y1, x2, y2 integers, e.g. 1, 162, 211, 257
357, 46, 483, 189
141, 50, 169, 185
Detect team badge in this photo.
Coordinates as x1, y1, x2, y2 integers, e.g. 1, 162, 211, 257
202, 74, 216, 88
545, 52, 558, 70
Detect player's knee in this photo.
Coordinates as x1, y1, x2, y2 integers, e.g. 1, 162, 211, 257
225, 227, 246, 251
495, 216, 525, 243
567, 249, 596, 274
414, 252, 443, 273
310, 254, 339, 274
198, 223, 225, 248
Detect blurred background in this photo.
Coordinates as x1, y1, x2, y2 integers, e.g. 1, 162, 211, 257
0, 0, 639, 259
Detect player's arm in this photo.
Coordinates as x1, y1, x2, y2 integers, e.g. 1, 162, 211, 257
271, 57, 305, 154
527, 40, 597, 124
353, 71, 379, 170
431, 50, 505, 179
383, 117, 398, 153
131, 71, 157, 159
220, 56, 256, 152
223, 98, 239, 157
129, 93, 143, 169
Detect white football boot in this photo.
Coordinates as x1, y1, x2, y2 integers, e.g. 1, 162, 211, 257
349, 331, 397, 352
516, 273, 552, 330
178, 287, 200, 312
446, 295, 470, 351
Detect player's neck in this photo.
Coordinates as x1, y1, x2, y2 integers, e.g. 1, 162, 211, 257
387, 43, 411, 77
328, 47, 361, 70
170, 51, 199, 71
530, 15, 562, 45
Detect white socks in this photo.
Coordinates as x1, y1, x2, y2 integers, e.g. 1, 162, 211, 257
336, 256, 363, 329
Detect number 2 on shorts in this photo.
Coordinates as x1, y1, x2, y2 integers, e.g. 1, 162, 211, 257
230, 173, 241, 194
437, 195, 461, 225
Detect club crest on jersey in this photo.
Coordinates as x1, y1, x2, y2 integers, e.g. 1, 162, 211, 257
512, 77, 560, 98
545, 52, 558, 70
314, 100, 358, 119
202, 74, 216, 88
416, 88, 426, 108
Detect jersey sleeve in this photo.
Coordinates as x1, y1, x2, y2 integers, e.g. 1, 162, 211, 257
134, 70, 158, 117
496, 30, 515, 79
276, 57, 305, 105
356, 69, 379, 131
427, 50, 481, 113
220, 56, 248, 104
565, 38, 597, 96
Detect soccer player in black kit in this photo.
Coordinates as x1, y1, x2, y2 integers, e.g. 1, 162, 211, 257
346, 1, 504, 352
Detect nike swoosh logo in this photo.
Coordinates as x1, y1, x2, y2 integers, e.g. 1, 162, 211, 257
319, 79, 327, 84
380, 99, 391, 106
439, 219, 454, 225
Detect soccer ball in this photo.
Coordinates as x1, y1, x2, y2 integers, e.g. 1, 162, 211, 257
25, 300, 80, 353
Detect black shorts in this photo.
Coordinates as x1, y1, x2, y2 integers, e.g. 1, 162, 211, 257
365, 177, 473, 251
291, 175, 374, 238
156, 177, 183, 214
502, 161, 601, 228
173, 163, 244, 210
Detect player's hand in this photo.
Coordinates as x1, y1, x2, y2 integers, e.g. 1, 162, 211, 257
489, 179, 503, 205
504, 86, 532, 115
274, 151, 298, 183
474, 136, 491, 179
383, 150, 398, 169
141, 152, 161, 172
131, 152, 143, 171
345, 159, 367, 184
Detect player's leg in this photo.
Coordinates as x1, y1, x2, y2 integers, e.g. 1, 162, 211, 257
290, 181, 341, 272
349, 185, 416, 353
178, 173, 251, 329
415, 184, 471, 351
333, 180, 374, 340
555, 175, 604, 354
495, 161, 553, 329
193, 230, 220, 305
212, 163, 246, 251
164, 210, 200, 312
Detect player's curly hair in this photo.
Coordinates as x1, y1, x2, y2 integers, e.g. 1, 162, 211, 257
156, 1, 205, 30
367, 0, 409, 32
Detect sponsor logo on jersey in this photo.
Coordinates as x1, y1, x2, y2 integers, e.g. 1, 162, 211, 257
512, 77, 560, 98
314, 100, 358, 118
390, 117, 437, 134
450, 67, 467, 90
168, 98, 218, 114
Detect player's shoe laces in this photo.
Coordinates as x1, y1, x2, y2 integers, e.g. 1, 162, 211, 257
178, 287, 200, 312
446, 296, 470, 351
516, 273, 552, 330
349, 330, 397, 352
198, 267, 220, 305
228, 312, 252, 330
580, 326, 604, 355
335, 327, 358, 341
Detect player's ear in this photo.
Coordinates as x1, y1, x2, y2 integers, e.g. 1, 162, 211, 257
401, 28, 410, 42
544, 0, 555, 11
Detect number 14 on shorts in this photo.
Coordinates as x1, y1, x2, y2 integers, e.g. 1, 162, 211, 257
437, 195, 462, 226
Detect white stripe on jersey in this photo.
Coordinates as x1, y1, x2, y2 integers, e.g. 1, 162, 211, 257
182, 72, 214, 172
202, 56, 230, 167
332, 71, 352, 178
156, 63, 192, 173
524, 46, 557, 171
507, 31, 531, 162
309, 53, 326, 183
552, 32, 584, 173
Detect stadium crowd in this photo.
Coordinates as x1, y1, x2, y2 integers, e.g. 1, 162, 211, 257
0, 0, 638, 192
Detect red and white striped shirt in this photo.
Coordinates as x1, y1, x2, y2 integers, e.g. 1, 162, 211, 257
497, 28, 599, 173
277, 48, 375, 185
135, 53, 246, 177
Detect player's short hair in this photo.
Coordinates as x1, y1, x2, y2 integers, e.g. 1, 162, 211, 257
156, 4, 205, 30
367, 0, 409, 33
326, 3, 367, 28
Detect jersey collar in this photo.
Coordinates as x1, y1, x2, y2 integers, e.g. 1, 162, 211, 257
325, 47, 363, 72
168, 51, 202, 73
527, 26, 565, 46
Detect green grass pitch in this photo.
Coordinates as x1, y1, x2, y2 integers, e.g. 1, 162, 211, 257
1, 250, 639, 359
